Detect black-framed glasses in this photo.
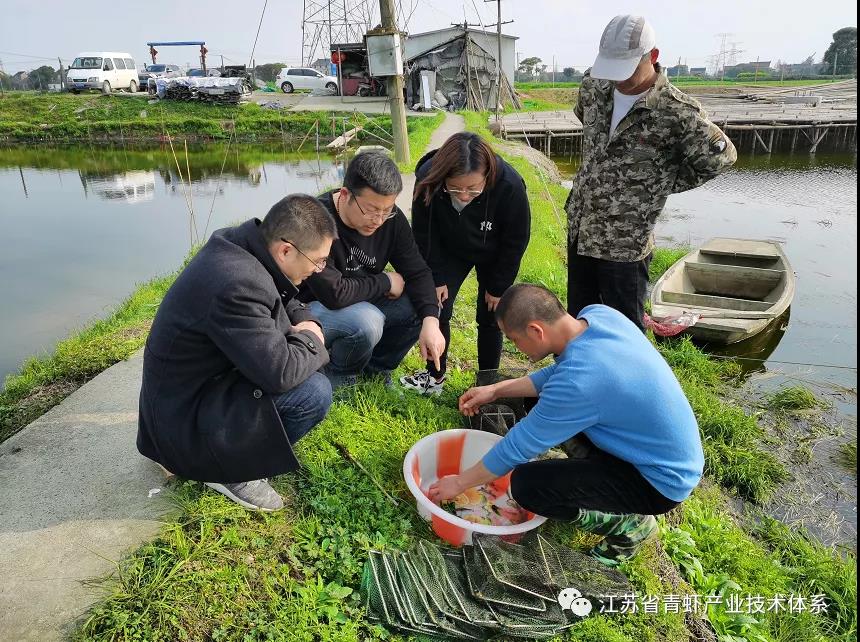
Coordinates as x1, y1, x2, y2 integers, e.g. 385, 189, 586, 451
352, 194, 397, 222
281, 239, 327, 272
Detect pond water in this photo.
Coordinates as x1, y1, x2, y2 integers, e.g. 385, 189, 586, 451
0, 146, 346, 383
554, 152, 857, 392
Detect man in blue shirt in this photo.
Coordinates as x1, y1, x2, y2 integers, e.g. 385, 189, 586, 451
429, 284, 704, 566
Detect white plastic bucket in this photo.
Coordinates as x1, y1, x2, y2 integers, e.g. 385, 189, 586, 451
403, 428, 547, 546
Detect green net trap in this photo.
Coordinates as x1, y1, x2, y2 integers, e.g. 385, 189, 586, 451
361, 532, 632, 639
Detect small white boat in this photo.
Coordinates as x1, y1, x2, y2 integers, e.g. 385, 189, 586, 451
650, 238, 795, 345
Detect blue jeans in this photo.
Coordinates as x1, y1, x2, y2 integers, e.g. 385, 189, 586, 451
274, 372, 332, 444
309, 296, 422, 388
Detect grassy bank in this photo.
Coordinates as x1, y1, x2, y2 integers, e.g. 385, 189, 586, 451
0, 92, 430, 146
515, 78, 849, 91
4, 107, 854, 640
514, 77, 853, 112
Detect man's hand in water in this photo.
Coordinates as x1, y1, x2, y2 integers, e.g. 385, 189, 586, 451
428, 462, 498, 503
428, 475, 464, 503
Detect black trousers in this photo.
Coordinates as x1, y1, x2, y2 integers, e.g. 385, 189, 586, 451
567, 240, 652, 331
510, 437, 679, 519
427, 255, 503, 378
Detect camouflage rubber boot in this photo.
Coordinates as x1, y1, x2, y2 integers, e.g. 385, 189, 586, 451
571, 509, 658, 567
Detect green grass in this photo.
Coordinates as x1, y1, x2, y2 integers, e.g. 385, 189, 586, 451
649, 246, 689, 283
512, 95, 572, 112
516, 81, 581, 90
767, 385, 828, 412
7, 104, 851, 641
836, 441, 857, 474
515, 78, 849, 90
0, 92, 428, 144
396, 111, 444, 172
75, 381, 694, 641
656, 337, 788, 503
663, 486, 857, 642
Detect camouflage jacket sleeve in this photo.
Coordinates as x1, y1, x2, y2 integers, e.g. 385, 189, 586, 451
671, 104, 737, 193
573, 72, 590, 122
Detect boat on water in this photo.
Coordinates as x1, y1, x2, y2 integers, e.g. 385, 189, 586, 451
650, 238, 795, 345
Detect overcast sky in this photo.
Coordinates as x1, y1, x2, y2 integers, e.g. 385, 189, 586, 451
0, 0, 855, 74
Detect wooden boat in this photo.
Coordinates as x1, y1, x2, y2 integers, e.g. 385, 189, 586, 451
650, 238, 795, 345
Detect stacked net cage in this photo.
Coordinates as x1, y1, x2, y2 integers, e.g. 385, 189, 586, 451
361, 532, 632, 639
465, 368, 531, 437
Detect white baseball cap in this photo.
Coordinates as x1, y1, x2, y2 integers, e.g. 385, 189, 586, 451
591, 15, 657, 82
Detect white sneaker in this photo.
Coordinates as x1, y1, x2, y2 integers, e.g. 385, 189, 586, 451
204, 479, 284, 511
399, 369, 446, 395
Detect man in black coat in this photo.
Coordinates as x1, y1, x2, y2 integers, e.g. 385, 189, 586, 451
137, 194, 337, 511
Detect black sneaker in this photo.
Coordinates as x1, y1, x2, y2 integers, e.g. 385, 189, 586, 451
399, 369, 446, 395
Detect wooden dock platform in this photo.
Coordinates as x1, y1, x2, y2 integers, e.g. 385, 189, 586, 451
497, 79, 857, 156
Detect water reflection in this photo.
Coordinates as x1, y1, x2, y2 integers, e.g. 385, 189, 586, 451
0, 145, 347, 384
2, 145, 347, 204
702, 310, 791, 376
80, 170, 156, 203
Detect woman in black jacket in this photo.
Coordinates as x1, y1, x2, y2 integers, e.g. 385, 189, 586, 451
401, 132, 531, 394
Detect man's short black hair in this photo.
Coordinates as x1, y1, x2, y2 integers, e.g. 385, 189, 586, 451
496, 284, 566, 333
259, 194, 337, 249
343, 151, 403, 197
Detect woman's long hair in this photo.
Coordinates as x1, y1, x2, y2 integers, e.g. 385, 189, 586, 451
415, 132, 498, 206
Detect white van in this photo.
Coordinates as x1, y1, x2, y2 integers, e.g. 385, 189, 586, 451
66, 52, 138, 94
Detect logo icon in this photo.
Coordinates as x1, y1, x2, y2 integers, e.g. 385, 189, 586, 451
557, 587, 593, 617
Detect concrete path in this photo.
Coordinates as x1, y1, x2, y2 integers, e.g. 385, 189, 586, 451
0, 109, 464, 642
0, 353, 173, 641
395, 111, 465, 217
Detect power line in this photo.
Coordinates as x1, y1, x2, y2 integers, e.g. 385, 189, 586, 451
0, 50, 58, 61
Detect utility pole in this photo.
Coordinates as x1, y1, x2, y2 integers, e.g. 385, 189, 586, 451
379, 0, 409, 164
484, 0, 513, 121
832, 51, 838, 79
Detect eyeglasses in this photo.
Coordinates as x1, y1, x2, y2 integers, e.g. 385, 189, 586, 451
352, 194, 397, 222
443, 184, 486, 198
281, 239, 327, 272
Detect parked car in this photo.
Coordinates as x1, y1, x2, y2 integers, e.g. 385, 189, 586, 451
137, 64, 182, 91
275, 67, 338, 94
66, 52, 138, 94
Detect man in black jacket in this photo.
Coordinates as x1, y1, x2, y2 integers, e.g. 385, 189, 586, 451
138, 194, 336, 511
298, 152, 445, 388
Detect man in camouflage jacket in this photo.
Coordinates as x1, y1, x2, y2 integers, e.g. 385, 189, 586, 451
566, 15, 737, 329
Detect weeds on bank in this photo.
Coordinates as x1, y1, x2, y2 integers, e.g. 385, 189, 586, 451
662, 487, 857, 642
649, 246, 689, 283
836, 440, 857, 474
0, 93, 426, 145
656, 337, 787, 503
77, 380, 695, 641
767, 385, 829, 412
395, 111, 445, 173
